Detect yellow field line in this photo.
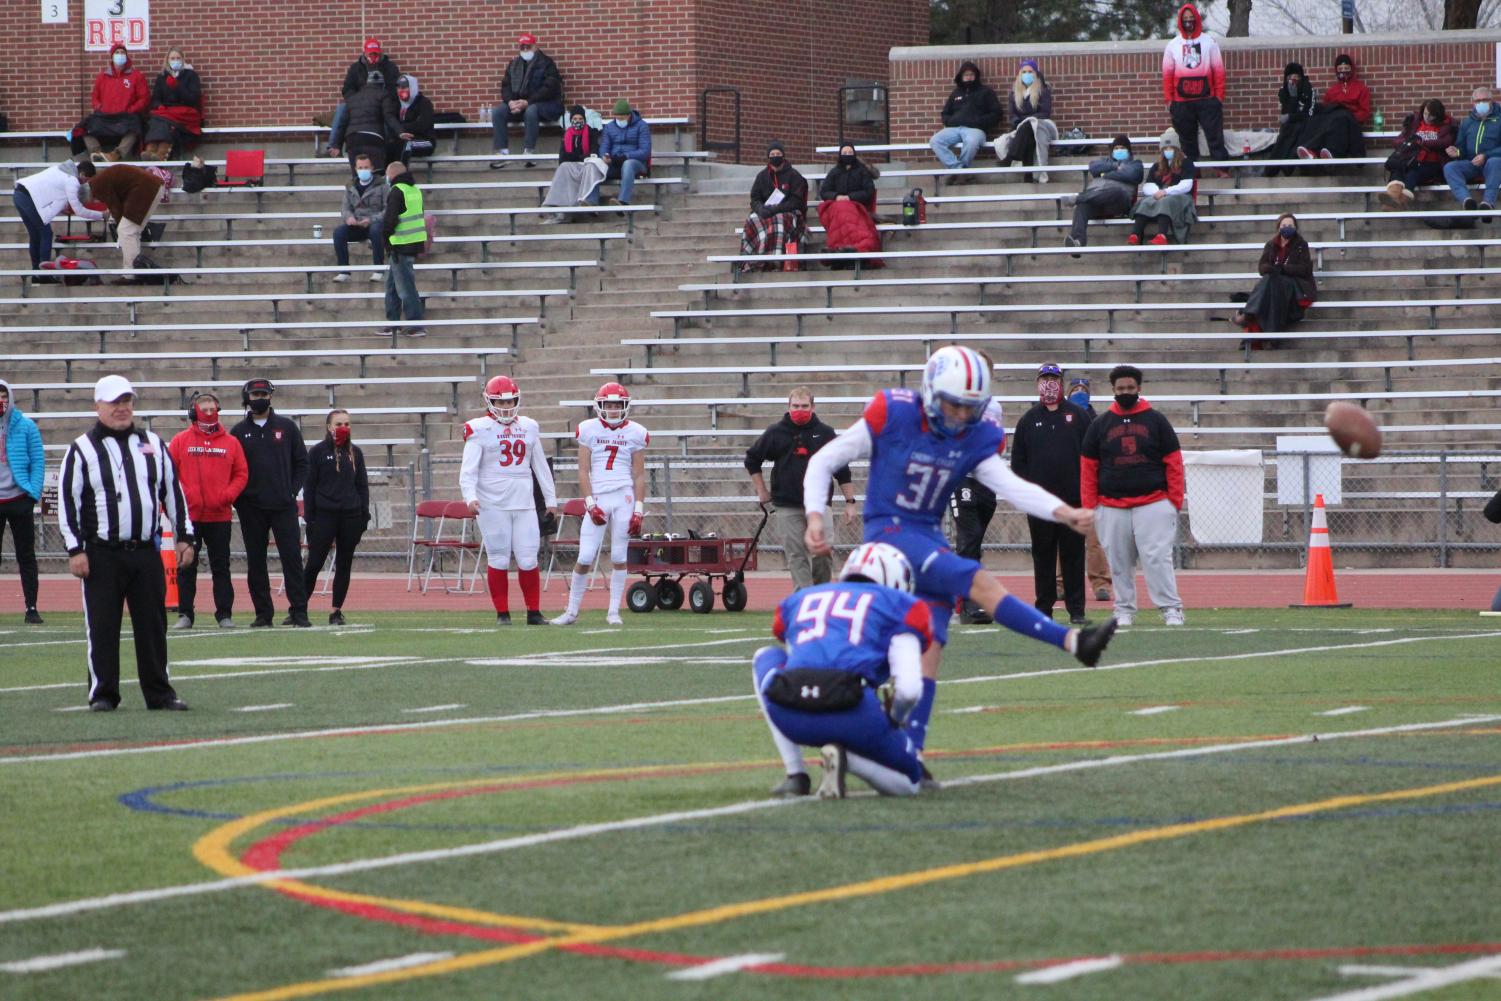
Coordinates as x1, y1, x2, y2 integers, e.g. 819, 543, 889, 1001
201, 770, 1501, 1001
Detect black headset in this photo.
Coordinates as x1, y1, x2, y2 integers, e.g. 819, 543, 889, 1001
186, 391, 219, 423
240, 379, 275, 407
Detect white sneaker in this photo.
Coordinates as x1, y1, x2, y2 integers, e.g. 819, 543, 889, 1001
550, 611, 578, 626
816, 744, 847, 799
1164, 609, 1185, 626
605, 613, 624, 626
368, 271, 382, 282
1115, 615, 1134, 628
332, 272, 350, 283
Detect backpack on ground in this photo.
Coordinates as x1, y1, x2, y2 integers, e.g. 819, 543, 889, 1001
39, 257, 100, 286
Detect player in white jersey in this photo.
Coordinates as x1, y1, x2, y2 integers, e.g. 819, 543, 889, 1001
460, 376, 558, 625
553, 382, 649, 626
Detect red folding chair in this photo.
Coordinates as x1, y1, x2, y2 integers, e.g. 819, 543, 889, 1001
216, 149, 266, 188
55, 199, 108, 243
405, 499, 482, 593
543, 498, 601, 590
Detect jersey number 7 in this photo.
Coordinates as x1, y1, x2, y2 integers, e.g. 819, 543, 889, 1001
794, 590, 874, 646
602, 444, 620, 470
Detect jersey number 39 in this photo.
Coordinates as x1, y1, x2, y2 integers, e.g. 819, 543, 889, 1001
794, 590, 874, 646
496, 440, 527, 466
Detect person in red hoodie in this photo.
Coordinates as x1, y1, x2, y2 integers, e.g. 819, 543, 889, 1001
1079, 365, 1185, 628
1380, 98, 1456, 208
1161, 3, 1228, 167
85, 43, 150, 162
168, 393, 248, 629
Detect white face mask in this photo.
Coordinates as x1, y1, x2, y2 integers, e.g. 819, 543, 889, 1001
169, 59, 183, 73
616, 117, 630, 126
112, 53, 127, 68
519, 49, 535, 62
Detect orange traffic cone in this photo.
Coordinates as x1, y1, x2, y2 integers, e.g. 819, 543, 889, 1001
1290, 494, 1352, 608
161, 523, 180, 612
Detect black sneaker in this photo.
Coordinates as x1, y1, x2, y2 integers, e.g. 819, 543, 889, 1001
250, 615, 274, 628
24, 608, 43, 625
1465, 197, 1479, 211
328, 610, 347, 626
489, 154, 510, 169
496, 611, 512, 625
148, 698, 190, 711
89, 700, 116, 712
1069, 614, 1088, 625
770, 773, 811, 798
1073, 617, 1119, 668
525, 610, 546, 625
282, 613, 313, 628
1482, 201, 1495, 223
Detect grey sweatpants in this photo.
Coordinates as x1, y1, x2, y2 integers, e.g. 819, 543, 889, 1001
775, 506, 831, 592
1095, 500, 1182, 617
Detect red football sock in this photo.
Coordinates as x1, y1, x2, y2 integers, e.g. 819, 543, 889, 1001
488, 568, 509, 613
517, 567, 541, 612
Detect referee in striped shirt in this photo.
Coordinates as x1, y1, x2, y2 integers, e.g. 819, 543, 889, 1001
59, 375, 196, 712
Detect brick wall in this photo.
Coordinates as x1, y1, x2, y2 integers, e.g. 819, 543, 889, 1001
2, 0, 927, 160
890, 30, 1501, 146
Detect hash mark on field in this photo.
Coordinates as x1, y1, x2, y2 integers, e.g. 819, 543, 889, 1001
0, 948, 125, 973
233, 704, 294, 713
1015, 955, 1123, 984
666, 953, 785, 980
1224, 628, 1260, 635
53, 705, 89, 712
1320, 706, 1371, 717
327, 952, 455, 978
1307, 954, 1501, 999
1131, 706, 1181, 716
402, 704, 467, 714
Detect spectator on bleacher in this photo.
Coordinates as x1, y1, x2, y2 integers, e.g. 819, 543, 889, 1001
542, 106, 603, 223
231, 378, 311, 628
1129, 140, 1197, 245
1081, 364, 1185, 627
342, 68, 402, 176
1380, 99, 1456, 209
392, 75, 435, 167
589, 99, 651, 207
381, 161, 428, 337
744, 387, 855, 592
1162, 4, 1229, 170
88, 163, 167, 272
168, 392, 247, 630
992, 59, 1056, 183
327, 38, 399, 158
301, 409, 370, 627
142, 48, 203, 161
1443, 87, 1501, 215
740, 141, 808, 273
1290, 54, 1371, 164
85, 44, 149, 163
817, 144, 881, 264
1261, 62, 1314, 175
1233, 212, 1315, 336
13, 160, 102, 272
490, 33, 564, 169
332, 153, 387, 282
0, 379, 45, 624
1063, 134, 1142, 254
929, 61, 1001, 178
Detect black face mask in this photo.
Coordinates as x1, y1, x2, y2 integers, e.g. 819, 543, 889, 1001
1114, 393, 1139, 410
838, 154, 855, 166
768, 155, 785, 168
248, 398, 271, 415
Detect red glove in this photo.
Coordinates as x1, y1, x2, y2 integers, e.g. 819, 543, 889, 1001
628, 512, 643, 535
588, 504, 608, 526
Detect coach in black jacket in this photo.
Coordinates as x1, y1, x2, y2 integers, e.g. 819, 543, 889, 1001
1011, 363, 1091, 624
744, 388, 855, 591
231, 378, 311, 627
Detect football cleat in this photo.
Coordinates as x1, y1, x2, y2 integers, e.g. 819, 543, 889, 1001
550, 611, 578, 626
919, 761, 942, 793
1073, 617, 1118, 668
594, 381, 631, 427
605, 613, 624, 626
770, 773, 812, 798
496, 611, 512, 625
839, 542, 915, 594
525, 610, 547, 625
817, 745, 847, 799
484, 375, 521, 423
921, 345, 993, 438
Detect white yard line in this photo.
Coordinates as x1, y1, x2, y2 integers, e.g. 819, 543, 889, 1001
0, 713, 1493, 928
1336, 963, 1501, 979
327, 952, 455, 978
1319, 706, 1371, 717
232, 704, 294, 713
401, 704, 468, 714
1014, 955, 1123, 984
1130, 706, 1181, 716
665, 953, 785, 980
0, 948, 124, 973
1304, 955, 1501, 999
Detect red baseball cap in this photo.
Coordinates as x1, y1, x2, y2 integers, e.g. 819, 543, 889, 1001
517, 33, 537, 46
364, 38, 381, 55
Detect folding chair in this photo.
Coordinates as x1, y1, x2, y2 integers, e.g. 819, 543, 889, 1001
55, 199, 108, 244
441, 499, 487, 594
543, 498, 601, 590
216, 149, 266, 187
405, 500, 483, 593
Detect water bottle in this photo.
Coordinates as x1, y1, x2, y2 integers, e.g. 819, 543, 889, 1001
902, 187, 925, 226
479, 103, 489, 124
1373, 107, 1385, 131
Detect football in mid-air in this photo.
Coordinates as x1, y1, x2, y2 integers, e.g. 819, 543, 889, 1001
1324, 401, 1382, 459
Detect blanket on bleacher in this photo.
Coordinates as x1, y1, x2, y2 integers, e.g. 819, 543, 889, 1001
817, 197, 882, 267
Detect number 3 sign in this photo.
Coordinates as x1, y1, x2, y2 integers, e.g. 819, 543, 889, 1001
41, 0, 68, 24
84, 0, 149, 51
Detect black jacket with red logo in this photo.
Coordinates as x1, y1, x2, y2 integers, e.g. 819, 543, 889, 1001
1010, 400, 1091, 507
744, 413, 851, 507
230, 411, 309, 512
1080, 399, 1185, 510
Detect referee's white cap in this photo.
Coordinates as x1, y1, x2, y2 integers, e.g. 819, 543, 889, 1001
94, 374, 135, 402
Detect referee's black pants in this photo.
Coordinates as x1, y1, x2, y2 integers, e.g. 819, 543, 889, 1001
1028, 515, 1086, 620
83, 543, 176, 708
237, 504, 307, 620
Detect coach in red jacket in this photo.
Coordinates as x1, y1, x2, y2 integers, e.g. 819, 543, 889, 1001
86, 43, 150, 161
1079, 365, 1185, 628
168, 393, 248, 629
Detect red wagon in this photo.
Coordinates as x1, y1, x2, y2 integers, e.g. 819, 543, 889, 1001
624, 508, 769, 614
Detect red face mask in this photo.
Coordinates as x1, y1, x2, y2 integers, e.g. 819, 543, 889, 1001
788, 409, 814, 426
333, 426, 352, 446
0, 398, 8, 416
194, 404, 219, 432
1038, 382, 1062, 406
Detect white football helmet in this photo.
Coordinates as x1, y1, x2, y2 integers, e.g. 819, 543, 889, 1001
921, 345, 992, 438
594, 381, 631, 427
484, 375, 521, 423
838, 542, 915, 594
